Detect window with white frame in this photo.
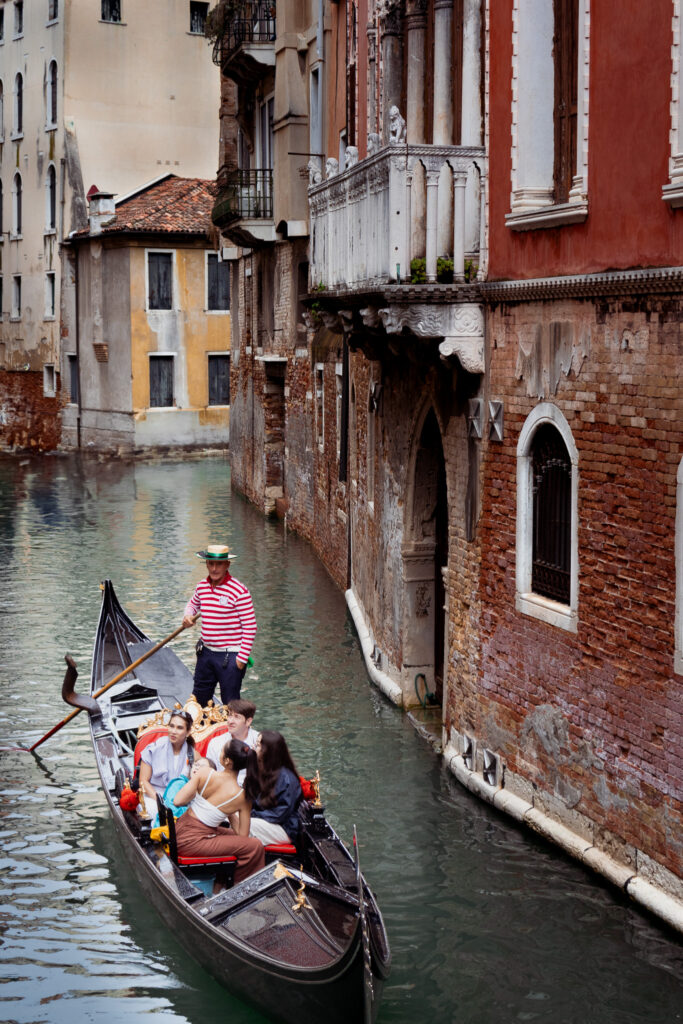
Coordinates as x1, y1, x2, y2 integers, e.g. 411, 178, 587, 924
46, 60, 57, 127
516, 403, 579, 631
664, 4, 683, 206
0, 81, 4, 141
507, 0, 590, 231
12, 172, 22, 236
0, 7, 4, 42
14, 1, 23, 37
45, 271, 56, 318
315, 364, 324, 447
206, 253, 230, 310
13, 72, 22, 135
47, 0, 59, 21
46, 165, 56, 231
43, 363, 56, 397
11, 275, 21, 318
149, 355, 174, 407
147, 251, 173, 310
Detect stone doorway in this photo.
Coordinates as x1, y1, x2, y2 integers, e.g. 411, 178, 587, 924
402, 407, 449, 707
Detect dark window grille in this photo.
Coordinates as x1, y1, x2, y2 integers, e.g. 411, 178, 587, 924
149, 356, 174, 408
190, 1, 208, 34
101, 0, 121, 23
207, 254, 230, 310
531, 423, 571, 604
208, 355, 230, 405
148, 252, 172, 310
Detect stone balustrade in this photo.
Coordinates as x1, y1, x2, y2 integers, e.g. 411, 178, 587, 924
309, 143, 486, 291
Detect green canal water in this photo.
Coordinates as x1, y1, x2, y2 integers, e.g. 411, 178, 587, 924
0, 454, 681, 1023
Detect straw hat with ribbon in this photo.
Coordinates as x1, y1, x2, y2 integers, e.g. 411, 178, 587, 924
196, 544, 237, 560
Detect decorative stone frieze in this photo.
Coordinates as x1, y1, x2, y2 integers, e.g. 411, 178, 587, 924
480, 264, 683, 302
377, 301, 485, 373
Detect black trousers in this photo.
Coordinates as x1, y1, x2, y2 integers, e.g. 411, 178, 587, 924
193, 648, 246, 706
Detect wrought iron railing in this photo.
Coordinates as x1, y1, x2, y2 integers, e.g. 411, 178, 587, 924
212, 1, 276, 67
213, 168, 273, 223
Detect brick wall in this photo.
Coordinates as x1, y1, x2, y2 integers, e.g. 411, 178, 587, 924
0, 371, 62, 451
474, 295, 683, 877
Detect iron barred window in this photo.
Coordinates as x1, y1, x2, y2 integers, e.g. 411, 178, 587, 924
531, 423, 571, 603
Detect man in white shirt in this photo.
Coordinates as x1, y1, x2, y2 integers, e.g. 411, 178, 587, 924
206, 699, 258, 775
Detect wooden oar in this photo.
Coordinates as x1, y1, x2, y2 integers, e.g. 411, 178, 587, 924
15, 619, 196, 754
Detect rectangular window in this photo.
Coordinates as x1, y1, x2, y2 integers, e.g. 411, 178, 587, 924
207, 253, 230, 310
208, 354, 230, 405
189, 1, 208, 34
335, 365, 343, 459
14, 1, 23, 36
147, 252, 172, 310
149, 355, 174, 407
101, 0, 121, 23
11, 275, 21, 318
553, 0, 579, 203
48, 0, 58, 21
43, 364, 56, 398
0, 7, 5, 41
45, 272, 56, 318
315, 365, 324, 447
68, 354, 79, 404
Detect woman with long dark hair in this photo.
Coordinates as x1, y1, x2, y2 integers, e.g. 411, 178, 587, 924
138, 709, 195, 808
172, 739, 265, 885
250, 730, 302, 845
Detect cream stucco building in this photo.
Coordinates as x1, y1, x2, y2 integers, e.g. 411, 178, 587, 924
0, 0, 220, 449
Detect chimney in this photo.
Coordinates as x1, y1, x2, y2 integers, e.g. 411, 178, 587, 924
87, 185, 116, 235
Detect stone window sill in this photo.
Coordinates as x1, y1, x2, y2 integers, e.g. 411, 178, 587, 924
662, 182, 683, 209
516, 592, 577, 633
506, 201, 588, 232
10, 131, 24, 142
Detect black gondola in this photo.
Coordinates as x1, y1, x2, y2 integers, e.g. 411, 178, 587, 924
70, 580, 390, 1024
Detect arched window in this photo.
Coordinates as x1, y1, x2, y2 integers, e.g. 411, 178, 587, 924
46, 164, 56, 231
516, 403, 579, 631
13, 72, 23, 135
47, 60, 57, 126
12, 172, 22, 235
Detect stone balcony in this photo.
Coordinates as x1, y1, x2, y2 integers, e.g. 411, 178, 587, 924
309, 142, 486, 292
211, 0, 276, 86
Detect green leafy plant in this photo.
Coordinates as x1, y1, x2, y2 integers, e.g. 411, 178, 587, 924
410, 257, 426, 284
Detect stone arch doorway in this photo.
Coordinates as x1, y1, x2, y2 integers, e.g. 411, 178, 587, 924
402, 406, 449, 706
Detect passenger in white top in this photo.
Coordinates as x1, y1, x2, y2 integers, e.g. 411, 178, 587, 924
139, 709, 194, 806
172, 739, 265, 886
205, 699, 258, 780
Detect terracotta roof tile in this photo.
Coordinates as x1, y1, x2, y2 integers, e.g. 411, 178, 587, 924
77, 175, 216, 238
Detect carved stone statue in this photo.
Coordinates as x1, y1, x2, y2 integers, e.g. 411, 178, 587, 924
367, 132, 381, 156
344, 146, 359, 169
325, 157, 339, 179
307, 158, 322, 186
388, 105, 407, 144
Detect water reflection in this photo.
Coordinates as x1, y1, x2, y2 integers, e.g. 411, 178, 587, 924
0, 453, 681, 1024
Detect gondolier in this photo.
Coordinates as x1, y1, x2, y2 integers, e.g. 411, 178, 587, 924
182, 544, 257, 707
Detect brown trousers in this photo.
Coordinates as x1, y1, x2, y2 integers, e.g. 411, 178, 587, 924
175, 811, 265, 884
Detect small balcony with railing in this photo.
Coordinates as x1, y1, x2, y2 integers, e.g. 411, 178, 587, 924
212, 167, 275, 247
209, 0, 276, 85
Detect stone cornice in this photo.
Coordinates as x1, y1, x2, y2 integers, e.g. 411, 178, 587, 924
480, 265, 683, 303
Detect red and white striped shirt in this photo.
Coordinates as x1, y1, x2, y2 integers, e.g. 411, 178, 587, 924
185, 573, 257, 662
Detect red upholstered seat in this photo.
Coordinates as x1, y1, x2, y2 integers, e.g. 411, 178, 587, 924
177, 854, 237, 867
195, 723, 230, 757
133, 728, 168, 767
264, 843, 297, 856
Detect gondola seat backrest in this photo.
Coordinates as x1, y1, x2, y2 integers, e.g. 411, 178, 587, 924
156, 798, 237, 882
195, 723, 230, 758
133, 727, 168, 768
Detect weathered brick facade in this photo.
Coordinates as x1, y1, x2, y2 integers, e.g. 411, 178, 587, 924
0, 372, 63, 452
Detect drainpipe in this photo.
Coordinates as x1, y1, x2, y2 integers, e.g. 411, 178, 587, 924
74, 247, 82, 449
